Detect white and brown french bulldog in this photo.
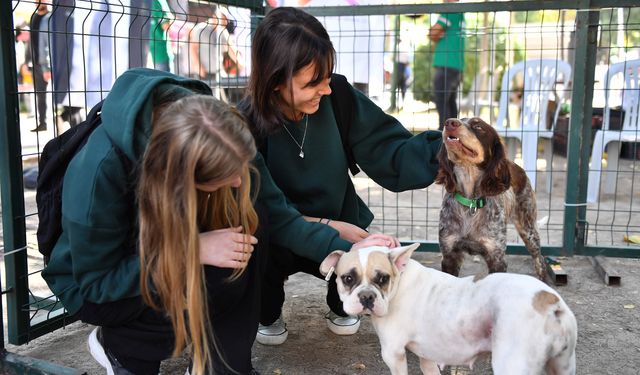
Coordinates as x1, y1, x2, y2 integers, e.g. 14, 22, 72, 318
320, 244, 577, 375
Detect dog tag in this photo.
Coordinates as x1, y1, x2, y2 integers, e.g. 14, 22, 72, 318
324, 266, 334, 281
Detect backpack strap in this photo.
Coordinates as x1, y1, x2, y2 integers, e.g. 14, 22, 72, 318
37, 100, 105, 189
255, 131, 268, 160
329, 73, 360, 175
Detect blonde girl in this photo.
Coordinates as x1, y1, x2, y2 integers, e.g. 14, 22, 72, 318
42, 69, 264, 375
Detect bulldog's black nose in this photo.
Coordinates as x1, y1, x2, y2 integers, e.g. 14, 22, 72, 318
358, 291, 376, 310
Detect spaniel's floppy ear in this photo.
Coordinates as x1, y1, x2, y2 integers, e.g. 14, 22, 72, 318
479, 136, 511, 196
435, 143, 457, 193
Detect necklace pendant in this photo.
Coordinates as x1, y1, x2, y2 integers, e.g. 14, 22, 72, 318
299, 150, 305, 158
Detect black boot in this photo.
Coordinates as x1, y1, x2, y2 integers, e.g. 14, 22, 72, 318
30, 123, 47, 132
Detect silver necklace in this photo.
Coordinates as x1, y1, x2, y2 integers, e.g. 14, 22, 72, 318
282, 114, 308, 158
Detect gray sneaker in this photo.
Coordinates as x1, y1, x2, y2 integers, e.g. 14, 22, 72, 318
256, 316, 288, 345
325, 311, 360, 335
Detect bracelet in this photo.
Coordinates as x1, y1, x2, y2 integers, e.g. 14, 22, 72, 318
318, 217, 323, 223
326, 219, 331, 225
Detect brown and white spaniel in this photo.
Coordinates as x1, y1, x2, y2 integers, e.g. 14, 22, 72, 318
436, 117, 546, 280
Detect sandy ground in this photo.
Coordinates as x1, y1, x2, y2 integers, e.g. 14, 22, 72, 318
6, 252, 640, 375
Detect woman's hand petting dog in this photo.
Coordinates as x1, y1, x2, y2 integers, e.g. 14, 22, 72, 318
303, 215, 388, 245
351, 233, 401, 251
329, 220, 370, 243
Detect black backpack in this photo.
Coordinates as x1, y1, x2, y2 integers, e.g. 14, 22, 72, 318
35, 100, 105, 259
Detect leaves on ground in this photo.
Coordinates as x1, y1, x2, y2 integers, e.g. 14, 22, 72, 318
623, 235, 640, 244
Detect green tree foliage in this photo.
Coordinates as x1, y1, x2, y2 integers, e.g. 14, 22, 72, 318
511, 8, 640, 64
412, 43, 435, 103
597, 8, 640, 63
514, 10, 563, 24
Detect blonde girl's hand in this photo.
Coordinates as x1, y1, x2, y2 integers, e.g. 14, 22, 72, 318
350, 233, 401, 251
199, 226, 258, 269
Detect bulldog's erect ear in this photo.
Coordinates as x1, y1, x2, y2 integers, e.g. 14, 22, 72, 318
389, 243, 420, 273
320, 250, 345, 276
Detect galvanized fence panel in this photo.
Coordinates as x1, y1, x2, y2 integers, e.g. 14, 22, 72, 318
305, 1, 640, 257
1, 0, 638, 357
3, 0, 266, 349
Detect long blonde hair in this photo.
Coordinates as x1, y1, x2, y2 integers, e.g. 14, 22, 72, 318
138, 94, 258, 375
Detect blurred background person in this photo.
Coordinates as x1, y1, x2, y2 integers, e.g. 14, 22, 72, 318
14, 20, 33, 115
150, 0, 173, 71
429, 0, 465, 130
189, 6, 225, 83
396, 39, 411, 110
28, 1, 51, 132
218, 8, 242, 79
189, 6, 243, 101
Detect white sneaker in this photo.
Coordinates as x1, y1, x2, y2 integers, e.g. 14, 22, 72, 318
325, 311, 360, 335
256, 316, 288, 345
88, 327, 137, 375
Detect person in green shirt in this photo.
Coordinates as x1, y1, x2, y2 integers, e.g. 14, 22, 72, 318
150, 0, 172, 71
429, 0, 465, 130
238, 7, 442, 346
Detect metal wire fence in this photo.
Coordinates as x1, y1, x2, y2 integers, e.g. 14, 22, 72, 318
1, 0, 639, 353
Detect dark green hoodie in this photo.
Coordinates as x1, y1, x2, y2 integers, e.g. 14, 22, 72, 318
42, 68, 351, 315
256, 83, 443, 244
41, 69, 213, 314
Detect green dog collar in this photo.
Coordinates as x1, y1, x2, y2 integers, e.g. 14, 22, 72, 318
454, 192, 486, 213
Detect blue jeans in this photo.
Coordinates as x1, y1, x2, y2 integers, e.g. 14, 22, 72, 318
433, 67, 462, 130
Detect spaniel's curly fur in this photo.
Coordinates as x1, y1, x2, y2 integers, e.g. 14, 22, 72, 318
436, 117, 546, 280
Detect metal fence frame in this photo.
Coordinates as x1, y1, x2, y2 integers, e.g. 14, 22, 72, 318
1, 0, 638, 368
302, 0, 640, 259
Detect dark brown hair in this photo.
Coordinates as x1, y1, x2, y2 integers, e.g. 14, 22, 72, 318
238, 7, 335, 137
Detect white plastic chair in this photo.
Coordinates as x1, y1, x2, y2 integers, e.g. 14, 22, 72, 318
587, 59, 640, 203
459, 67, 502, 121
493, 59, 572, 192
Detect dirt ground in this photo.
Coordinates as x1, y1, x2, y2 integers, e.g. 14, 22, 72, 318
7, 252, 640, 375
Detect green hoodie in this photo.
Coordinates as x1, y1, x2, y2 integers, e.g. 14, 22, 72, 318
41, 68, 212, 314
42, 68, 352, 315
258, 83, 443, 244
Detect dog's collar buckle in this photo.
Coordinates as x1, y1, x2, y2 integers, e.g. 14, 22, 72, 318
454, 192, 486, 214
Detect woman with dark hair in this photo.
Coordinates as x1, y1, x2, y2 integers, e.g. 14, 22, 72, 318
239, 7, 443, 346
